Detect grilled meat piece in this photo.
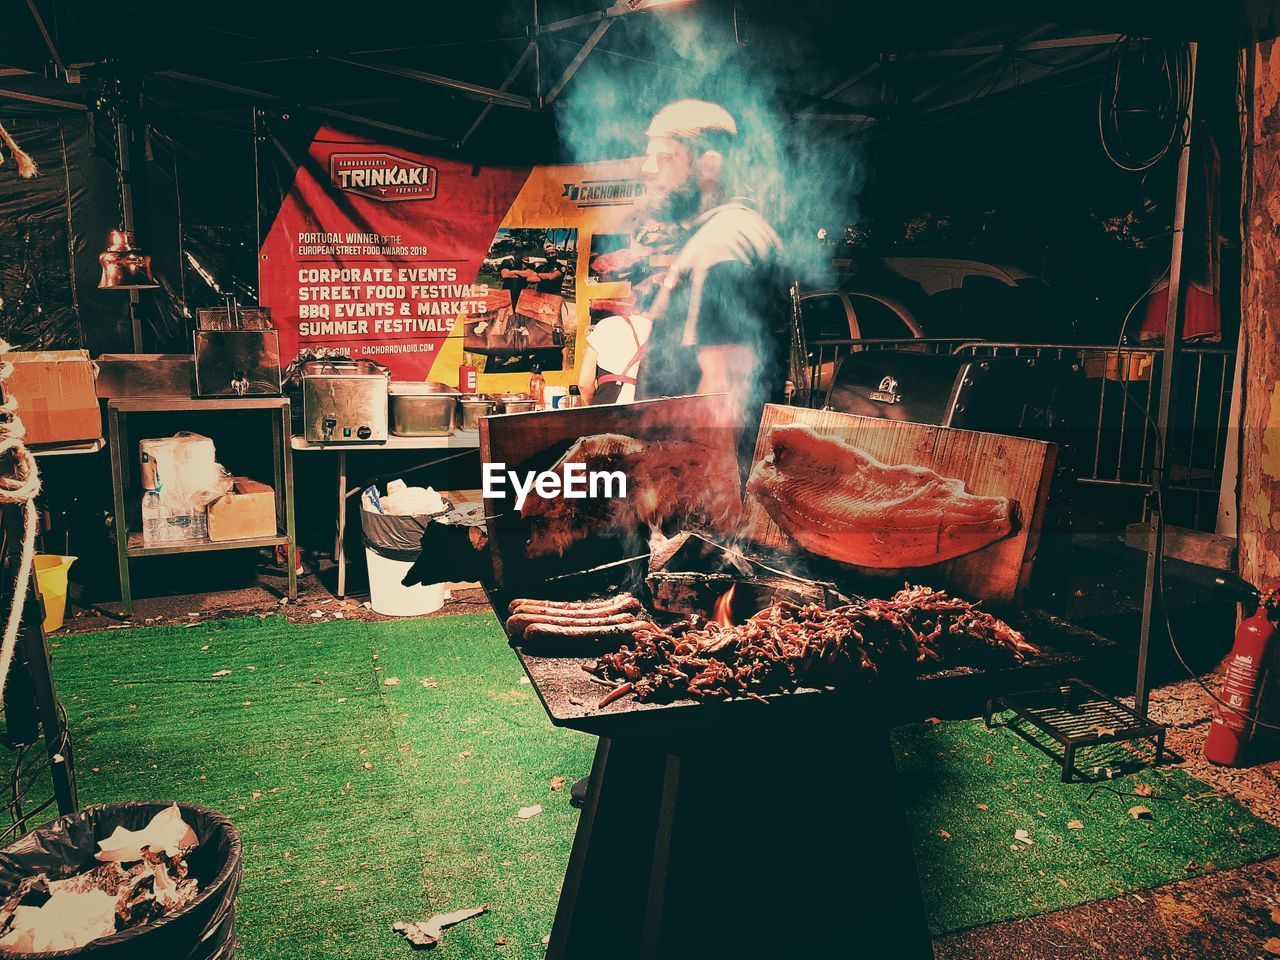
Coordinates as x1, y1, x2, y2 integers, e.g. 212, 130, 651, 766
520, 434, 742, 558
747, 423, 1015, 568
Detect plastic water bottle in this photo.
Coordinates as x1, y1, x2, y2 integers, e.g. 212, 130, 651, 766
142, 489, 164, 544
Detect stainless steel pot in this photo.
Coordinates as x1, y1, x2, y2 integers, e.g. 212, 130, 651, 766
389, 383, 459, 436
500, 398, 538, 414
458, 395, 498, 431
493, 392, 536, 414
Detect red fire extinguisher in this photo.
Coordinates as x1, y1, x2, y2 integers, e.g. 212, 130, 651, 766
1203, 585, 1280, 766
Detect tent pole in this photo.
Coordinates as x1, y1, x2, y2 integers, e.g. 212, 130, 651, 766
1136, 40, 1198, 717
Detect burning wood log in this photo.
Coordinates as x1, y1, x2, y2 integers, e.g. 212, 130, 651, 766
646, 571, 825, 619
645, 530, 834, 619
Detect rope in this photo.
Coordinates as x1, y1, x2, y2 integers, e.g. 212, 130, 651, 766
0, 339, 43, 706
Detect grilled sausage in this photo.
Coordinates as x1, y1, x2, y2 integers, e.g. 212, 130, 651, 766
508, 595, 642, 617
522, 620, 651, 644
506, 611, 638, 637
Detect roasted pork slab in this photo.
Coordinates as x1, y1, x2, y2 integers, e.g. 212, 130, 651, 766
746, 423, 1015, 568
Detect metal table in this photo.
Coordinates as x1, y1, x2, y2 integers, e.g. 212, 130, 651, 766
290, 431, 479, 597
107, 398, 297, 614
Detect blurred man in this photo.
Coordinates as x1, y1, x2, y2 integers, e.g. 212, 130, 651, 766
633, 99, 787, 447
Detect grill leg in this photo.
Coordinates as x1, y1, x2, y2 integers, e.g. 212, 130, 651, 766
1154, 731, 1166, 767
983, 698, 995, 726
1062, 744, 1076, 783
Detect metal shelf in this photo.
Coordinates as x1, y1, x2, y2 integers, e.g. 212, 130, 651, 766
107, 397, 297, 613
125, 532, 289, 557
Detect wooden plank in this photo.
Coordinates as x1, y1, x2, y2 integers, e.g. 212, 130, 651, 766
742, 404, 1057, 602
1239, 37, 1280, 589
479, 395, 740, 590
1125, 522, 1237, 572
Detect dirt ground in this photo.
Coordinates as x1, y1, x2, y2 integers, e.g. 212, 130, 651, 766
53, 563, 1280, 960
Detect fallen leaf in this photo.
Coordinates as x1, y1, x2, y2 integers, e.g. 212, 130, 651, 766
1128, 805, 1153, 821
550, 776, 567, 792
1271, 906, 1280, 925
976, 804, 989, 811
984, 754, 994, 766
1089, 724, 1117, 737
519, 676, 531, 685
458, 750, 472, 760
422, 679, 437, 689
1265, 938, 1280, 956
362, 762, 373, 771
383, 678, 400, 686
1067, 820, 1085, 830
392, 905, 488, 949
1057, 877, 1070, 888
200, 645, 209, 651
1134, 783, 1154, 797
211, 669, 232, 678
1014, 829, 1034, 845
495, 938, 508, 946
938, 829, 951, 840
337, 697, 348, 704
925, 717, 941, 726
517, 805, 543, 820
252, 791, 262, 800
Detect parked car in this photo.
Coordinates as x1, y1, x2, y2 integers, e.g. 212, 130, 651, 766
796, 288, 925, 391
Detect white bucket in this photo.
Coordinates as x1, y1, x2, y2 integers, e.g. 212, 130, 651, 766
364, 547, 449, 617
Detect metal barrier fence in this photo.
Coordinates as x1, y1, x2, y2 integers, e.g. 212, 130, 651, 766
802, 339, 1236, 529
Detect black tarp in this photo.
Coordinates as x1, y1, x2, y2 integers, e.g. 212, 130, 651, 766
0, 113, 128, 354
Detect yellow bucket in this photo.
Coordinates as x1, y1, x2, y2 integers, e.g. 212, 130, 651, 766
34, 555, 76, 633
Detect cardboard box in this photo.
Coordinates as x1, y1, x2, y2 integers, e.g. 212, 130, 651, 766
0, 350, 100, 445
207, 479, 277, 542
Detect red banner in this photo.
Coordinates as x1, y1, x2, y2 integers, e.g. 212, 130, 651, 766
259, 127, 530, 380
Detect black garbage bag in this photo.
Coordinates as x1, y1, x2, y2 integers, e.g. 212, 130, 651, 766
360, 508, 433, 564
0, 802, 241, 959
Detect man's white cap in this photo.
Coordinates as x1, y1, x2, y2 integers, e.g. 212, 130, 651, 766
646, 99, 737, 142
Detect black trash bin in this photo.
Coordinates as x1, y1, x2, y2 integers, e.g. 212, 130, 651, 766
0, 802, 242, 959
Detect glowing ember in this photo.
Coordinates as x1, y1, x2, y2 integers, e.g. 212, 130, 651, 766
713, 583, 736, 628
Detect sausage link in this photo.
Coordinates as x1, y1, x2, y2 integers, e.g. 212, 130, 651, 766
509, 596, 641, 617
506, 611, 638, 637
522, 620, 649, 643
507, 594, 637, 614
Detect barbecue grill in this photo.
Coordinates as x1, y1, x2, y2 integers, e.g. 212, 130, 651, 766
476, 394, 1127, 960
484, 550, 1121, 960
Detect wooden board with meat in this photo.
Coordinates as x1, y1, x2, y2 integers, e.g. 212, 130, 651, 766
742, 404, 1057, 603
478, 395, 743, 589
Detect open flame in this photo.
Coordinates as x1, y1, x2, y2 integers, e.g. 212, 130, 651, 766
713, 583, 736, 628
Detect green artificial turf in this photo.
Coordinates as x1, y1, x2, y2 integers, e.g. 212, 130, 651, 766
32, 612, 1280, 956
50, 614, 594, 959
894, 717, 1280, 934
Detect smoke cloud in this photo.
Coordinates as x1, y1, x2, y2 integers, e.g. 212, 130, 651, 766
553, 4, 863, 288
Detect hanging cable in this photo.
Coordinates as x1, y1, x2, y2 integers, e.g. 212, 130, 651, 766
1099, 38, 1193, 172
